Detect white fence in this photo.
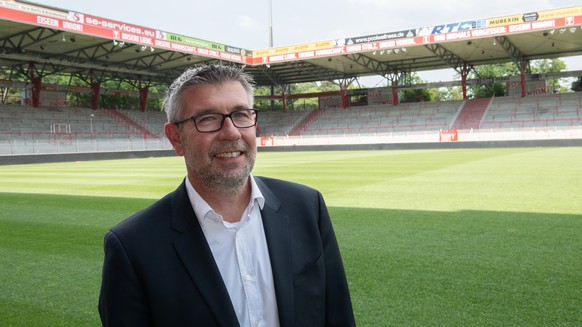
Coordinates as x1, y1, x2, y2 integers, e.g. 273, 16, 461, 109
0, 135, 172, 155
259, 126, 582, 147
2, 126, 581, 156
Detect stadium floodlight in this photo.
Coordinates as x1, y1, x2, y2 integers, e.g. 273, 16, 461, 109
268, 0, 273, 47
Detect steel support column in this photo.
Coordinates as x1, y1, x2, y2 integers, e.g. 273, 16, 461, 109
139, 86, 148, 112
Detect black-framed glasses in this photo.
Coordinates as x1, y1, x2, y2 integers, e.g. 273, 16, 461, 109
174, 109, 258, 133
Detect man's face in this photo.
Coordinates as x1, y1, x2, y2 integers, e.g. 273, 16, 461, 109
164, 81, 256, 193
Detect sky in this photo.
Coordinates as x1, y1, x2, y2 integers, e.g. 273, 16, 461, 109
30, 0, 582, 86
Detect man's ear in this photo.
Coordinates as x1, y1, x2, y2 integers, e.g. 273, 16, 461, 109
164, 122, 185, 156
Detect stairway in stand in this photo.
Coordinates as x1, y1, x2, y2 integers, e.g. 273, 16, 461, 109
104, 109, 158, 138
452, 98, 492, 130
288, 108, 326, 136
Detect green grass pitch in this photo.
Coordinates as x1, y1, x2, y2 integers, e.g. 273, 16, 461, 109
1, 147, 581, 326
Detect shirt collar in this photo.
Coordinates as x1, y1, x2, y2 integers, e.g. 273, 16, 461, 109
185, 175, 265, 226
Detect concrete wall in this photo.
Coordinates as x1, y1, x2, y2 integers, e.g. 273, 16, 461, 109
2, 139, 582, 165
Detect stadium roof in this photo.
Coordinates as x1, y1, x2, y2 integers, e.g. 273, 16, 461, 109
0, 1, 581, 87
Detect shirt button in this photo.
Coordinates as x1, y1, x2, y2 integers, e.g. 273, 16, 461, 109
245, 274, 252, 281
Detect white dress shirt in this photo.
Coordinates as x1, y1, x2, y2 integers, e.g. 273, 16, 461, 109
185, 176, 280, 327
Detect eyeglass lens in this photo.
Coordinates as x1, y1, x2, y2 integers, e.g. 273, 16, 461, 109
195, 109, 257, 132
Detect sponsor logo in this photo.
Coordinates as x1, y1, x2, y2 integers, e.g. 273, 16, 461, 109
349, 30, 416, 44
523, 12, 539, 22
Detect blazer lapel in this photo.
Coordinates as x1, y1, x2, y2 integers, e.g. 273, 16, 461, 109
170, 182, 240, 327
255, 177, 295, 327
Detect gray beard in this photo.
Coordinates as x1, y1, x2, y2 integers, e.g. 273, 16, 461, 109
186, 141, 256, 196
196, 161, 253, 195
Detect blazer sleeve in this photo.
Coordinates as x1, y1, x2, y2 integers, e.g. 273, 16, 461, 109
317, 191, 356, 327
99, 230, 152, 327
257, 176, 356, 326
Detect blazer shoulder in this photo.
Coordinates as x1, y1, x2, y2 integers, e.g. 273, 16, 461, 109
254, 176, 318, 195
109, 182, 188, 237
254, 176, 325, 214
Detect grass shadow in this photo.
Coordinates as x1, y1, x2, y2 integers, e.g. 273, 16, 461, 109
330, 206, 582, 326
1, 193, 581, 326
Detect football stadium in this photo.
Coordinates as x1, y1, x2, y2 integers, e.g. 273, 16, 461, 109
1, 1, 581, 326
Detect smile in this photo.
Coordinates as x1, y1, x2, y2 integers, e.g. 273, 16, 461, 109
215, 151, 242, 158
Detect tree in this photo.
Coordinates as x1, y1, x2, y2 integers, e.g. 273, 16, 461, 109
468, 62, 518, 98
400, 73, 432, 103
468, 58, 569, 97
431, 87, 463, 101
530, 58, 568, 93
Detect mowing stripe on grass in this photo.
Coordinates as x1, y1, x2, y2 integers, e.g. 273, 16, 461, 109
1, 148, 581, 326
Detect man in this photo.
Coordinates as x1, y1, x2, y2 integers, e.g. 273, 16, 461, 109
98, 64, 355, 326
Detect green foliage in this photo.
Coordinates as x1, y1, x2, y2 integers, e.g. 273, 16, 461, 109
400, 88, 432, 103
469, 62, 517, 97
531, 58, 569, 93
399, 73, 433, 103
432, 86, 464, 101
469, 59, 570, 97
531, 58, 566, 74
0, 70, 167, 110
318, 80, 342, 92
1, 148, 581, 326
254, 82, 342, 111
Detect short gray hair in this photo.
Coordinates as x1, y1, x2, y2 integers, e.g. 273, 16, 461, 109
163, 64, 255, 123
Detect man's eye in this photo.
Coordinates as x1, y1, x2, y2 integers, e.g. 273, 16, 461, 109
232, 112, 248, 119
197, 115, 218, 124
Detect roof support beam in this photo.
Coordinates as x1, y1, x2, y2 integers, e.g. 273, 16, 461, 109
345, 53, 402, 77
423, 43, 466, 74
494, 36, 530, 72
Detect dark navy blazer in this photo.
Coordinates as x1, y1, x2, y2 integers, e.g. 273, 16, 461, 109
99, 176, 355, 327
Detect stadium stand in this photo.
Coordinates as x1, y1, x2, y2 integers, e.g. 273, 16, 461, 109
1, 92, 582, 155
117, 109, 166, 138
0, 105, 170, 154
452, 98, 492, 130
256, 109, 311, 136
481, 93, 582, 129
300, 100, 463, 136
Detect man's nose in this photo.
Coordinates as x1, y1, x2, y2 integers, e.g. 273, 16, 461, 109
219, 116, 241, 138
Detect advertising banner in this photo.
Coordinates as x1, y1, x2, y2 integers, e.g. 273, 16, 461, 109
341, 29, 416, 46
506, 80, 547, 97
367, 87, 394, 105
0, 1, 246, 63
439, 129, 458, 142
40, 91, 68, 107
319, 95, 343, 110
1, 1, 581, 67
